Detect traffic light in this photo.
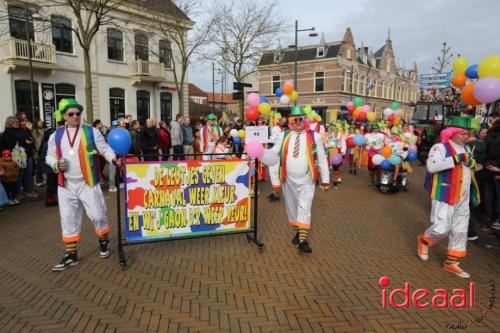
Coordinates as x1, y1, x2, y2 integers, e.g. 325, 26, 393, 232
232, 82, 252, 101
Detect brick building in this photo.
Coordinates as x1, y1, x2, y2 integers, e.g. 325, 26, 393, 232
257, 28, 418, 122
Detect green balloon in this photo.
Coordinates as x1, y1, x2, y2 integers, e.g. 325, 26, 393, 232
470, 117, 480, 131
391, 102, 400, 110
353, 97, 363, 107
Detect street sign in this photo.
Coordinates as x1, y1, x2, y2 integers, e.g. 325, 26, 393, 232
419, 72, 452, 90
232, 92, 244, 100
233, 82, 253, 90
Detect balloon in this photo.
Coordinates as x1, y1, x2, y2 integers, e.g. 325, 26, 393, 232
383, 108, 393, 118
247, 92, 260, 107
284, 80, 294, 88
261, 149, 279, 166
451, 73, 467, 88
283, 83, 294, 95
229, 129, 238, 137
246, 140, 264, 158
275, 87, 283, 97
290, 90, 299, 101
331, 153, 343, 166
366, 112, 376, 122
473, 77, 500, 104
452, 56, 469, 74
361, 105, 370, 113
346, 137, 355, 148
407, 151, 417, 162
461, 82, 481, 106
371, 154, 384, 166
260, 96, 268, 103
409, 144, 417, 152
238, 129, 245, 138
353, 134, 366, 145
408, 135, 418, 145
380, 146, 392, 158
391, 135, 401, 142
478, 55, 500, 78
347, 104, 355, 113
393, 117, 401, 126
380, 160, 392, 170
353, 97, 363, 107
233, 136, 241, 144
258, 102, 271, 116
107, 128, 131, 155
357, 112, 367, 120
388, 114, 395, 123
388, 155, 402, 165
352, 109, 361, 119
391, 101, 400, 110
470, 117, 480, 131
244, 107, 259, 121
465, 64, 479, 79
347, 101, 354, 108
279, 94, 290, 105
393, 110, 401, 117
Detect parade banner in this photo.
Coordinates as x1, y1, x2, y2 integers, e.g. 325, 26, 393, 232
124, 159, 252, 242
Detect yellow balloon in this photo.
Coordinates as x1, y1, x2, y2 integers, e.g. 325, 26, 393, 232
238, 129, 245, 138
366, 112, 376, 122
289, 90, 299, 101
452, 56, 469, 74
258, 102, 271, 116
478, 55, 500, 78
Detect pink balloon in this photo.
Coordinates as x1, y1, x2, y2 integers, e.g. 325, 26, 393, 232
247, 92, 260, 107
473, 77, 500, 104
361, 105, 370, 113
393, 110, 401, 117
246, 140, 264, 158
409, 144, 417, 152
347, 101, 354, 108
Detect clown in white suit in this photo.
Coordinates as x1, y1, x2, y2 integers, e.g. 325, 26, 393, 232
199, 113, 222, 160
271, 107, 330, 253
46, 98, 117, 272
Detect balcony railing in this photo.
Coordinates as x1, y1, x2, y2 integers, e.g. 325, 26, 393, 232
5, 37, 56, 64
130, 59, 165, 79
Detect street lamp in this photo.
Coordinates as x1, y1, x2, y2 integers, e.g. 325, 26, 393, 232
291, 20, 317, 105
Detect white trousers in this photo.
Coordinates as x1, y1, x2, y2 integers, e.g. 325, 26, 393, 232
282, 177, 315, 230
58, 179, 109, 242
424, 192, 470, 257
269, 163, 280, 190
202, 142, 216, 161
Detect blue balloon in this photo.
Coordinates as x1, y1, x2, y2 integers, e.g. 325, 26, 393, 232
353, 134, 366, 146
233, 136, 241, 144
407, 151, 417, 162
107, 128, 131, 155
388, 155, 402, 165
465, 64, 479, 79
260, 96, 268, 103
275, 87, 283, 97
380, 160, 392, 170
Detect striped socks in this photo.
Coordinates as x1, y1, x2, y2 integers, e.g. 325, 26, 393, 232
65, 241, 77, 255
445, 255, 458, 265
99, 233, 109, 242
298, 229, 308, 243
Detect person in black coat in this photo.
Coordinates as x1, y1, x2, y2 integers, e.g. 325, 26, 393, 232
140, 118, 160, 161
40, 128, 58, 207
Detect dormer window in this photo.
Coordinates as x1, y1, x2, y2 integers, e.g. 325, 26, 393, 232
274, 53, 281, 62
317, 46, 325, 57
346, 49, 352, 60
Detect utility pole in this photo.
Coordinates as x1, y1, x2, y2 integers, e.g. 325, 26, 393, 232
212, 62, 215, 114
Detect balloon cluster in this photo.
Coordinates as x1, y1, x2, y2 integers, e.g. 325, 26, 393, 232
452, 55, 500, 105
371, 143, 418, 169
275, 81, 299, 105
346, 97, 377, 122
229, 128, 245, 144
245, 93, 272, 121
382, 101, 404, 126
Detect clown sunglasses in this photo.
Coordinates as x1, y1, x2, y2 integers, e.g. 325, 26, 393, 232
288, 116, 306, 123
67, 112, 81, 117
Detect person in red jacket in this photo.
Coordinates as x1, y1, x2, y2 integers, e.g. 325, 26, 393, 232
159, 121, 171, 161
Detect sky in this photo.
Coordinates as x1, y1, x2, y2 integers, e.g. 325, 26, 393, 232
189, 0, 499, 91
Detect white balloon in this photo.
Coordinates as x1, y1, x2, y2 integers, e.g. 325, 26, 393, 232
383, 108, 394, 118
371, 154, 384, 165
261, 149, 280, 166
280, 95, 290, 105
229, 129, 238, 137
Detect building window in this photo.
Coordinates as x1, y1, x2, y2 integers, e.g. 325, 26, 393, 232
341, 70, 345, 92
386, 60, 391, 73
362, 76, 367, 95
315, 71, 324, 92
55, 83, 76, 107
109, 88, 125, 122
8, 5, 34, 41
51, 16, 72, 53
135, 34, 149, 61
107, 29, 123, 61
136, 90, 150, 125
346, 48, 351, 60
272, 75, 280, 94
15, 80, 39, 119
159, 39, 172, 68
317, 46, 325, 57
274, 53, 281, 62
160, 92, 172, 123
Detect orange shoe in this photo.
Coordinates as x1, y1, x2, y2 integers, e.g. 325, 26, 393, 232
417, 235, 428, 261
443, 262, 470, 279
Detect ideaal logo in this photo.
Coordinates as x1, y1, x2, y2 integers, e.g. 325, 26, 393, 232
378, 276, 475, 309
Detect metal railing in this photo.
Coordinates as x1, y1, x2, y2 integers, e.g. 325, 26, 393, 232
130, 59, 165, 77
6, 37, 56, 63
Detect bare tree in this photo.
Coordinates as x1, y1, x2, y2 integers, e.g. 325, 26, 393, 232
208, 0, 285, 116
432, 42, 453, 74
50, 0, 125, 122
140, 0, 218, 116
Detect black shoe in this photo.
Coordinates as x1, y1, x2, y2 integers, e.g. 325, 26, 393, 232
291, 232, 300, 245
269, 193, 280, 202
266, 193, 273, 199
99, 238, 111, 258
298, 241, 312, 253
353, 169, 357, 175
52, 253, 79, 272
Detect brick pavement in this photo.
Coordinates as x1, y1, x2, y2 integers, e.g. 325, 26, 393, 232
0, 165, 499, 333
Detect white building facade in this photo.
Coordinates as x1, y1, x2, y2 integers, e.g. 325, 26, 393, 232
0, 0, 191, 130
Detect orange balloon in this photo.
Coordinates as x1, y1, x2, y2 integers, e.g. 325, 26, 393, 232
283, 83, 294, 95
461, 81, 481, 106
352, 109, 361, 119
380, 146, 392, 158
393, 117, 401, 126
451, 73, 467, 88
